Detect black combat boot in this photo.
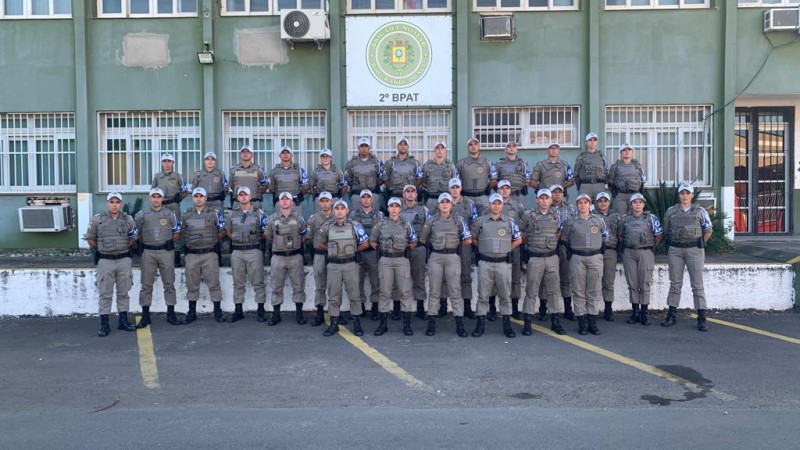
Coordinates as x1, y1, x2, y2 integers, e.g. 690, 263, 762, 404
455, 317, 468, 338
511, 299, 522, 320
661, 306, 677, 327
463, 299, 475, 319
627, 304, 640, 324
229, 304, 245, 323
604, 301, 615, 322
537, 299, 548, 321
522, 313, 532, 336
268, 304, 282, 326
98, 314, 110, 337
472, 316, 486, 337
487, 296, 498, 321
136, 306, 151, 329
697, 309, 709, 332
550, 314, 566, 335
438, 299, 448, 318
425, 315, 436, 336
587, 315, 601, 335
577, 315, 589, 335
402, 312, 414, 336
186, 301, 197, 324
416, 300, 426, 320
338, 312, 348, 325
563, 297, 576, 321
360, 302, 368, 318
352, 317, 364, 336
502, 315, 516, 338
370, 302, 379, 321
374, 313, 388, 336
391, 301, 401, 320
117, 312, 136, 331
257, 303, 267, 323
310, 305, 325, 327
295, 302, 307, 325
213, 301, 227, 323
640, 304, 651, 326
323, 317, 339, 336
167, 305, 184, 325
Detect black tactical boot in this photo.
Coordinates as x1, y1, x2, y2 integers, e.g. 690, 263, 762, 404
338, 312, 348, 326
310, 305, 325, 327
603, 301, 615, 322
167, 305, 184, 325
463, 299, 475, 319
563, 297, 576, 321
661, 305, 677, 327
472, 316, 486, 337
438, 299, 448, 318
323, 317, 339, 336
230, 304, 245, 323
136, 306, 151, 329
370, 302, 379, 321
697, 309, 709, 332
391, 301, 401, 320
487, 296, 498, 321
522, 313, 532, 336
416, 300, 426, 320
426, 315, 436, 336
640, 304, 651, 326
578, 315, 589, 335
502, 315, 516, 338
402, 312, 414, 336
98, 314, 111, 337
627, 304, 640, 324
352, 317, 364, 336
455, 316, 468, 338
537, 299, 548, 321
257, 303, 267, 323
295, 302, 307, 325
587, 314, 601, 335
213, 301, 227, 323
360, 302, 368, 318
117, 312, 136, 331
511, 299, 523, 320
186, 301, 197, 324
268, 304, 282, 326
550, 314, 566, 335
374, 313, 388, 336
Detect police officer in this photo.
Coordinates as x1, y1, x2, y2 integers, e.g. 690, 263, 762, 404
399, 184, 430, 320
661, 183, 713, 332
229, 146, 268, 210
595, 192, 621, 322
574, 133, 608, 200
309, 149, 347, 199
421, 141, 457, 212
419, 193, 472, 337
530, 141, 575, 192
495, 140, 531, 205
85, 192, 138, 337
607, 144, 646, 215
191, 151, 228, 265
318, 199, 371, 337
349, 189, 384, 320
618, 193, 663, 326
471, 193, 522, 338
264, 192, 308, 326
447, 178, 479, 319
384, 136, 423, 198
548, 184, 578, 322
346, 137, 385, 212
268, 146, 309, 211
370, 197, 417, 336
455, 137, 497, 214
519, 188, 566, 336
152, 153, 189, 267
497, 180, 526, 320
561, 194, 608, 336
134, 188, 181, 328
181, 187, 226, 323
225, 186, 268, 323
307, 192, 335, 327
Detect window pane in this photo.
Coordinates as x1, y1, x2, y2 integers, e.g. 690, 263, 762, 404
226, 0, 245, 11
277, 0, 297, 10
31, 0, 50, 15
553, 0, 574, 6
179, 0, 197, 12
606, 0, 625, 5
501, 0, 521, 6
54, 0, 71, 13
658, 0, 679, 5
351, 0, 371, 9
529, 0, 548, 6
631, 0, 651, 5
36, 141, 56, 186
476, 0, 496, 6
403, 0, 422, 8
5, 0, 24, 15
9, 141, 29, 187
158, 0, 173, 13
427, 0, 448, 7
130, 0, 150, 14
59, 139, 77, 186
683, 0, 706, 4
376, 0, 395, 8
251, 0, 270, 10
301, 0, 322, 7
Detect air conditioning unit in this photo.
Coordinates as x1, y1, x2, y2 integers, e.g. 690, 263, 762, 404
18, 204, 73, 232
764, 7, 799, 33
281, 9, 330, 41
480, 15, 514, 41
695, 192, 716, 213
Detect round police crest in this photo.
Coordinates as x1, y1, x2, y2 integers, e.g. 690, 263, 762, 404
477, 167, 484, 174
159, 218, 168, 226
169, 179, 177, 185
554, 171, 562, 178
213, 176, 220, 183
590, 226, 599, 234
498, 228, 507, 237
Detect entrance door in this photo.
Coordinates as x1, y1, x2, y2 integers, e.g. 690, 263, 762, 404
734, 108, 793, 235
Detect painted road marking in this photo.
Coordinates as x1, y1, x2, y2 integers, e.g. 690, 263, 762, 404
135, 316, 160, 389
691, 315, 800, 345
512, 318, 735, 402
786, 255, 800, 265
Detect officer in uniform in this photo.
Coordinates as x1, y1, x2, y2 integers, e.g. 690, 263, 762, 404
595, 192, 621, 322
224, 186, 268, 323
421, 141, 458, 212
151, 153, 189, 267
229, 146, 268, 211
370, 197, 417, 336
349, 189, 384, 320
399, 184, 430, 320
419, 193, 472, 337
618, 193, 663, 326
495, 140, 531, 205
181, 187, 226, 323
530, 141, 575, 193
346, 137, 385, 212
574, 132, 608, 200
307, 192, 335, 327
268, 146, 309, 212
384, 136, 423, 198
661, 183, 713, 332
318, 199, 371, 337
191, 151, 228, 265
85, 192, 138, 337
547, 184, 578, 322
309, 149, 347, 200
455, 137, 497, 214
519, 188, 566, 336
134, 188, 181, 328
497, 180, 526, 320
447, 178, 479, 319
561, 194, 608, 336
471, 193, 522, 338
264, 192, 308, 326
607, 144, 646, 215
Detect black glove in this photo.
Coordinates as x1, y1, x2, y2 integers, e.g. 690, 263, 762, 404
92, 249, 99, 266
698, 237, 706, 249
303, 241, 313, 266
521, 186, 529, 196
174, 192, 182, 204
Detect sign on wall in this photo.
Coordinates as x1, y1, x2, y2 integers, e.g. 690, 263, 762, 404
346, 16, 453, 107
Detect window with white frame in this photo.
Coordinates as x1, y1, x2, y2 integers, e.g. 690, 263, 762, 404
97, 0, 196, 17
98, 111, 201, 191
604, 105, 712, 187
347, 109, 452, 162
222, 0, 325, 16
222, 111, 327, 175
347, 0, 451, 14
737, 0, 800, 7
473, 106, 580, 149
0, 113, 76, 193
604, 0, 709, 9
0, 0, 71, 18
474, 0, 578, 11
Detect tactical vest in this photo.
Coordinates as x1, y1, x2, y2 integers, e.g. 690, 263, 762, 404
268, 213, 303, 252
193, 169, 225, 197
621, 213, 655, 248
400, 204, 427, 234
426, 214, 463, 251
576, 152, 607, 182
154, 171, 183, 199
312, 165, 340, 194
231, 164, 263, 199
451, 198, 477, 223
182, 209, 219, 250
599, 211, 620, 247
349, 208, 382, 233
535, 159, 569, 188
552, 202, 576, 223
666, 206, 703, 243
386, 156, 418, 193
523, 210, 560, 253
377, 218, 413, 253
93, 213, 133, 255
348, 156, 381, 191
137, 209, 176, 245
272, 164, 302, 195
326, 221, 358, 259
567, 216, 605, 252
476, 216, 513, 257
501, 200, 524, 221
495, 158, 528, 191
228, 208, 264, 245
457, 156, 491, 193
422, 159, 455, 194
308, 212, 334, 248
611, 160, 643, 193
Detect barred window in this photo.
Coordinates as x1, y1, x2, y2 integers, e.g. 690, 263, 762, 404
97, 0, 197, 17
0, 0, 71, 18
605, 0, 709, 9
0, 113, 76, 193
98, 111, 202, 191
474, 0, 578, 11
222, 110, 327, 175
222, 0, 324, 15
348, 0, 451, 13
473, 106, 580, 150
347, 109, 452, 162
604, 105, 712, 187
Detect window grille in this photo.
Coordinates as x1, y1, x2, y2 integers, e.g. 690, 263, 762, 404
473, 0, 578, 12
347, 109, 452, 163
347, 0, 451, 14
97, 0, 197, 17
472, 106, 580, 150
604, 0, 709, 9
222, 0, 325, 16
0, 0, 71, 18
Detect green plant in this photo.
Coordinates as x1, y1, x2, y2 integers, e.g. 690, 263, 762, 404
123, 197, 144, 218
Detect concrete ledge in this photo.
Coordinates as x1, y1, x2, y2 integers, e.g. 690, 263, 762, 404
0, 263, 793, 316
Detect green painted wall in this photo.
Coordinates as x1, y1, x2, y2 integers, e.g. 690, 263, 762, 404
736, 9, 800, 95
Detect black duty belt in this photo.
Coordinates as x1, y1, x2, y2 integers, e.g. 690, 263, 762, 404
97, 252, 131, 260
511, 189, 524, 196
432, 248, 459, 255
618, 190, 638, 194
582, 179, 606, 185
361, 247, 375, 252
206, 193, 225, 202
313, 249, 327, 255
328, 257, 356, 264
380, 251, 406, 258
527, 249, 558, 258
273, 249, 302, 257
626, 246, 654, 251
185, 247, 215, 255
462, 191, 484, 197
232, 244, 260, 251
479, 255, 510, 263
669, 241, 699, 248
142, 242, 174, 251
570, 248, 603, 257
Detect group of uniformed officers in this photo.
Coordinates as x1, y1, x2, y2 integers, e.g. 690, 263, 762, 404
86, 133, 713, 339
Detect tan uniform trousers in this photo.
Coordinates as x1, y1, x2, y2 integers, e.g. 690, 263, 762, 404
358, 250, 380, 305
97, 257, 133, 315
578, 183, 608, 201
523, 254, 563, 315
601, 248, 618, 305
378, 256, 413, 313
612, 193, 633, 216
409, 246, 428, 301
477, 260, 512, 316
622, 248, 655, 305
271, 254, 306, 306
185, 252, 223, 302
327, 261, 362, 317
313, 254, 328, 307
231, 248, 266, 304
541, 245, 572, 300
460, 246, 474, 300
569, 253, 604, 316
139, 249, 176, 307
667, 246, 707, 310
427, 252, 463, 316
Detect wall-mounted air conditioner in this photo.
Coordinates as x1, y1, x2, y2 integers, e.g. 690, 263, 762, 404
764, 7, 799, 33
480, 15, 514, 42
19, 204, 73, 232
281, 9, 330, 41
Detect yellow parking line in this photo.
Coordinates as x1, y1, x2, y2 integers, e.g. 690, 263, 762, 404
690, 315, 800, 345
786, 255, 800, 265
512, 318, 735, 402
135, 316, 161, 389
